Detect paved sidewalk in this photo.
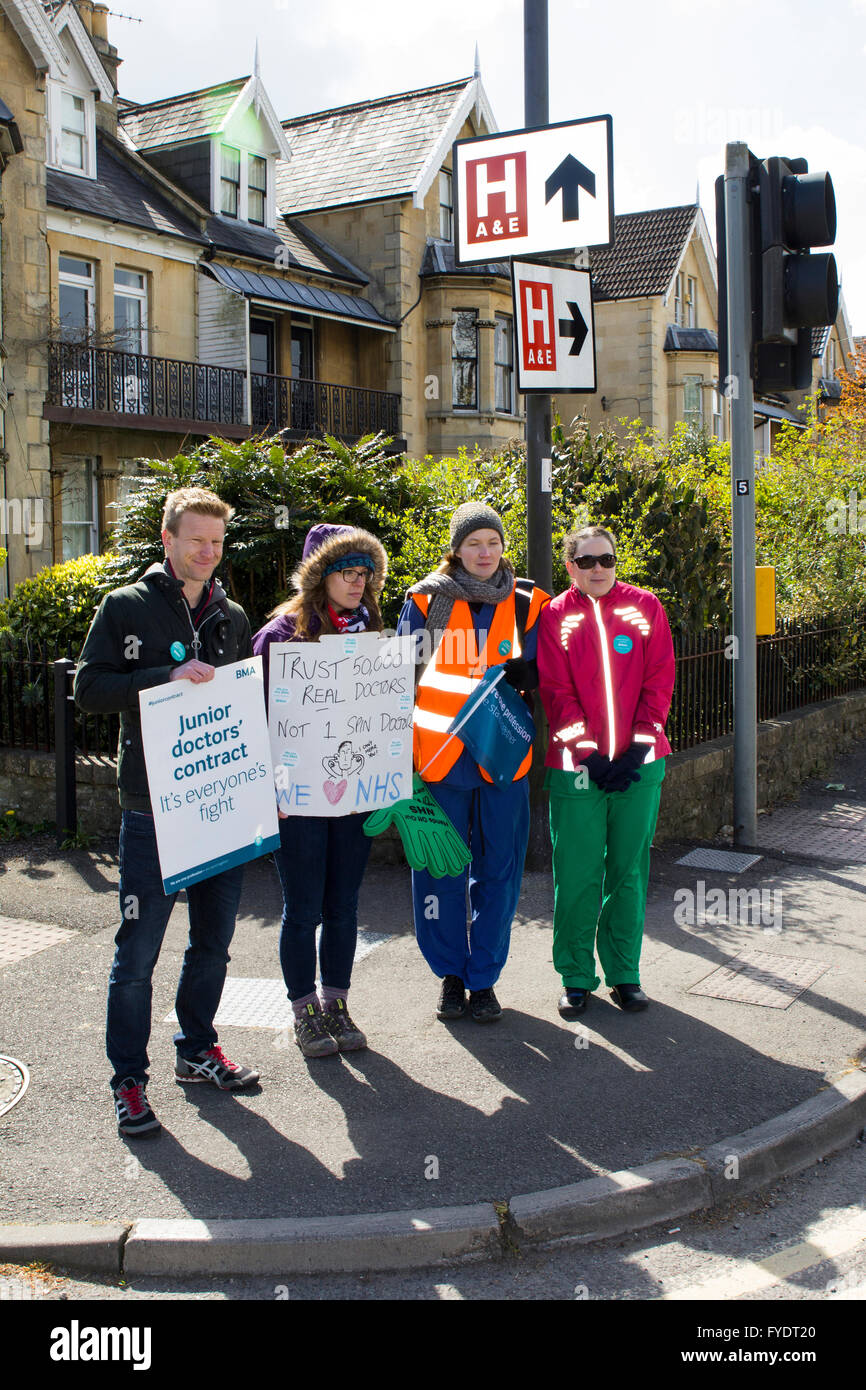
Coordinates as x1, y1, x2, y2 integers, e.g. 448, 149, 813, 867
0, 741, 865, 1271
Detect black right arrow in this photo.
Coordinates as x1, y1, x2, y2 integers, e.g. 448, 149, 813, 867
559, 300, 588, 357
545, 155, 596, 221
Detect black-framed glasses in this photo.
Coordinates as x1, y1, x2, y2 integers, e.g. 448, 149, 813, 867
573, 553, 616, 570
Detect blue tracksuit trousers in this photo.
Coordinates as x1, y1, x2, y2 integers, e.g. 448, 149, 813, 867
411, 777, 530, 990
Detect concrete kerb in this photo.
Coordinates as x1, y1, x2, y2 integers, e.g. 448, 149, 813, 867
2, 1070, 864, 1278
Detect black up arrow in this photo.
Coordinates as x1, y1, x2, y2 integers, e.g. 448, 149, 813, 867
559, 301, 588, 357
545, 155, 596, 221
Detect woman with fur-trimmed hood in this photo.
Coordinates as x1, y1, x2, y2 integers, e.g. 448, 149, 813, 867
253, 523, 387, 1060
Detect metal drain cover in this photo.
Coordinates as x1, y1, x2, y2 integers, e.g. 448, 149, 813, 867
676, 849, 763, 873
688, 950, 830, 1008
0, 1055, 30, 1117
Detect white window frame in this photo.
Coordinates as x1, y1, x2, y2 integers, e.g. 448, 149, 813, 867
211, 139, 275, 227
58, 255, 96, 339
439, 169, 453, 241
494, 312, 514, 413
47, 82, 97, 179
686, 275, 697, 328
113, 268, 148, 355
58, 456, 99, 561
683, 374, 703, 428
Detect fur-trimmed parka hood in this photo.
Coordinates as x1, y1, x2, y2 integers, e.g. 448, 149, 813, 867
291, 525, 388, 598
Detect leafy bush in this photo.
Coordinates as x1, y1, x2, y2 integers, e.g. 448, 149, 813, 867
0, 552, 116, 654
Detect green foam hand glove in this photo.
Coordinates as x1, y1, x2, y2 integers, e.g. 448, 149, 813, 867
363, 773, 472, 878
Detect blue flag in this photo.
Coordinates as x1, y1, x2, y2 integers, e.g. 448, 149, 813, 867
447, 667, 536, 785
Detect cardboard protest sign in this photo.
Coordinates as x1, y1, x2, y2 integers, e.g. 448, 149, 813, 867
267, 632, 415, 816
363, 773, 472, 878
139, 656, 279, 893
445, 667, 535, 785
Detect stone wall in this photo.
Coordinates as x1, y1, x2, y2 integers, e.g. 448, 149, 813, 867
3, 689, 866, 850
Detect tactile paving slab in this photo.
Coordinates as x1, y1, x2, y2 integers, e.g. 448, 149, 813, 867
676, 849, 763, 873
163, 931, 393, 1029
753, 804, 866, 863
0, 916, 75, 966
688, 949, 830, 1009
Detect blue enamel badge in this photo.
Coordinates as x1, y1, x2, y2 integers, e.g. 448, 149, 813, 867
613, 635, 633, 654
170, 641, 186, 661
498, 640, 512, 656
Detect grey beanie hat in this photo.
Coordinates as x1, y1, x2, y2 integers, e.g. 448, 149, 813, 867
449, 502, 505, 552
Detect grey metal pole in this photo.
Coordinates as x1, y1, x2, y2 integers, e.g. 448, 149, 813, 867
724, 143, 758, 846
523, 0, 552, 596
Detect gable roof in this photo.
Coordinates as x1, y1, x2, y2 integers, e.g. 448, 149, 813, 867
50, 0, 113, 99
119, 78, 249, 149
276, 76, 495, 215
119, 72, 291, 161
1, 0, 68, 73
589, 205, 699, 302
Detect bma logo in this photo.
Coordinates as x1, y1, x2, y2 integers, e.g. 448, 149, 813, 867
466, 152, 527, 244
519, 280, 556, 371
235, 665, 255, 678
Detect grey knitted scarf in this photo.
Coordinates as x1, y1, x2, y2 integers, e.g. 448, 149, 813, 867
409, 564, 515, 648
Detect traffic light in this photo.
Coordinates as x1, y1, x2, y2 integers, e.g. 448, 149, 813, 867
754, 156, 838, 394
716, 154, 838, 397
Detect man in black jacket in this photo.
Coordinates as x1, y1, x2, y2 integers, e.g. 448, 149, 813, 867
75, 487, 260, 1138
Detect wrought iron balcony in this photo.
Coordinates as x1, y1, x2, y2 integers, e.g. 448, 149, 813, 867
44, 342, 401, 442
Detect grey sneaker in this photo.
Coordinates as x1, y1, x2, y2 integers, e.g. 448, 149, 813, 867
322, 998, 367, 1052
294, 1002, 339, 1057
174, 1045, 259, 1089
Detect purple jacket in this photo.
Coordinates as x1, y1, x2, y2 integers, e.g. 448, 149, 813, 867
252, 611, 322, 703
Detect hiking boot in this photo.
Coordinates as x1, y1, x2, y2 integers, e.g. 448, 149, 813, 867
175, 1044, 260, 1089
468, 987, 502, 1023
114, 1077, 161, 1138
322, 997, 367, 1052
293, 1002, 339, 1057
436, 974, 467, 1020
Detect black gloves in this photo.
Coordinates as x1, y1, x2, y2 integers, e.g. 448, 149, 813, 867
604, 741, 649, 793
501, 656, 539, 691
581, 751, 612, 788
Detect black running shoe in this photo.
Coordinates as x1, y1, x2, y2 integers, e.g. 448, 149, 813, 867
436, 975, 467, 1020
468, 987, 502, 1023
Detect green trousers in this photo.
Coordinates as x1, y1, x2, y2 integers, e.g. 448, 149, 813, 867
547, 758, 665, 991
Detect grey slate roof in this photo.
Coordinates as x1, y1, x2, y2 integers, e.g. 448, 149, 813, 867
204, 264, 394, 328
47, 134, 208, 243
206, 212, 366, 283
119, 78, 248, 150
589, 205, 698, 301
664, 325, 718, 352
276, 78, 473, 214
421, 238, 509, 279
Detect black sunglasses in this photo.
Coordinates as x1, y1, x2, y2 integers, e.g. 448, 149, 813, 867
573, 553, 616, 570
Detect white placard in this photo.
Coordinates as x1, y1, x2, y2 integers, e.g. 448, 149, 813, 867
267, 632, 415, 816
139, 656, 280, 893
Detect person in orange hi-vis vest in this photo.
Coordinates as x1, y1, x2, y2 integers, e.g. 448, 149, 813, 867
396, 503, 549, 1024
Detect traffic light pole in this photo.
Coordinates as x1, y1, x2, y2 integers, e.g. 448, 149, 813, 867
523, 0, 552, 596
724, 143, 758, 846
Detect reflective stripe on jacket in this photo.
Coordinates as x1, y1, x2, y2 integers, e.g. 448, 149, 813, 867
411, 584, 548, 782
537, 580, 675, 770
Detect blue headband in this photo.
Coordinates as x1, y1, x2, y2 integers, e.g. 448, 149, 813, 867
323, 552, 375, 578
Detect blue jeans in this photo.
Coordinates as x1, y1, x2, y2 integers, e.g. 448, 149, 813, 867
107, 809, 244, 1089
273, 813, 372, 1001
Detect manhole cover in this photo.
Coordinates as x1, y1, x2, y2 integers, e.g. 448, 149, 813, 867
677, 849, 763, 873
0, 1055, 30, 1117
688, 950, 830, 1008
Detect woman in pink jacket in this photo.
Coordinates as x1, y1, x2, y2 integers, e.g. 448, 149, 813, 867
537, 525, 675, 1018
